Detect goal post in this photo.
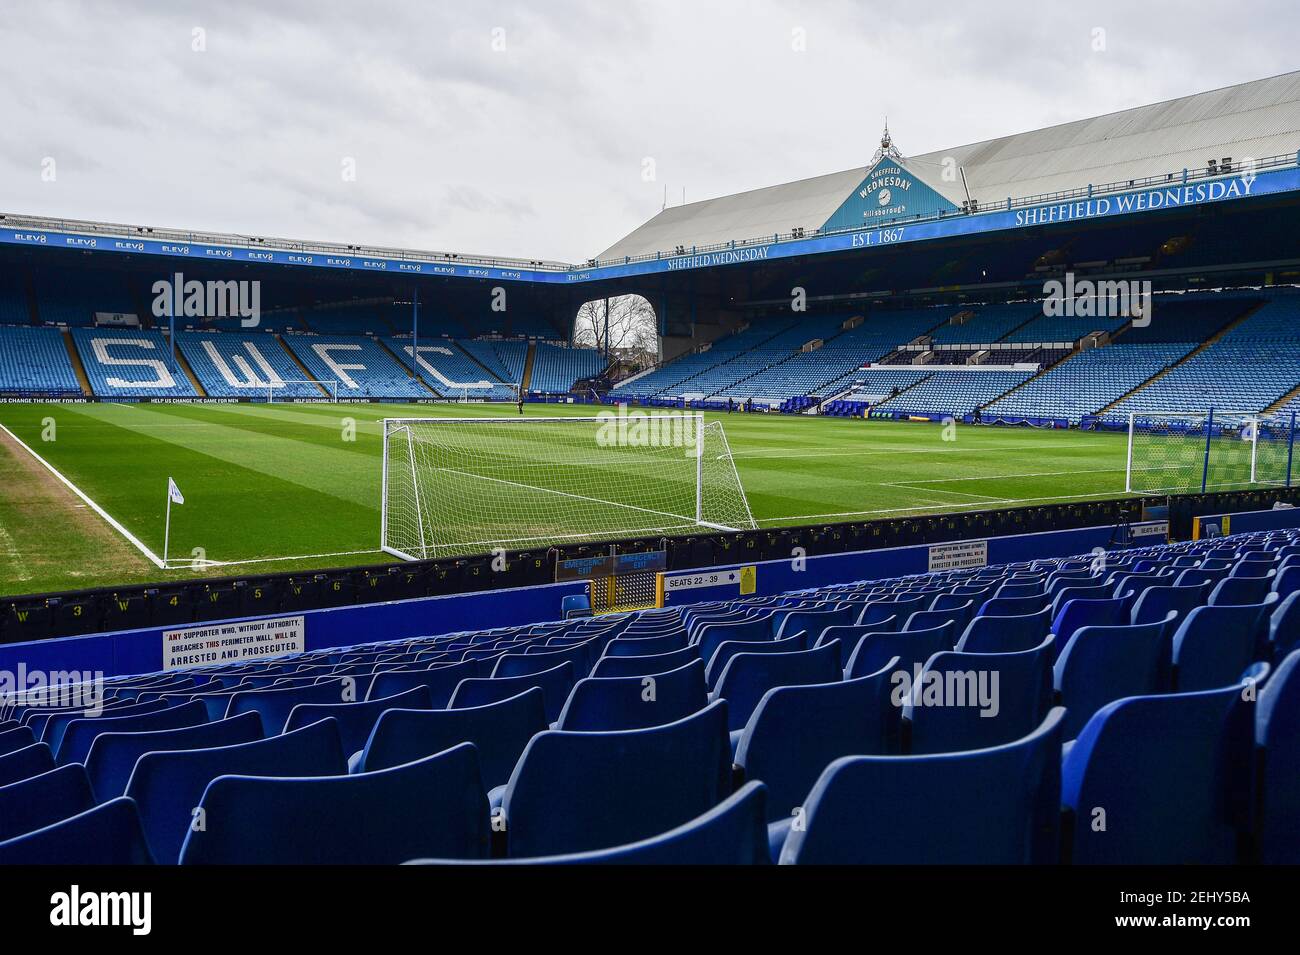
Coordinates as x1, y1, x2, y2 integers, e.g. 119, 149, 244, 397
267, 379, 338, 402
380, 413, 756, 560
1124, 409, 1298, 495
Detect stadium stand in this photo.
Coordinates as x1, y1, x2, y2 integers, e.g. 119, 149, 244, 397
280, 334, 428, 399
178, 331, 327, 398
1, 524, 1296, 865
458, 339, 527, 384
0, 326, 82, 395
70, 327, 198, 397
529, 342, 606, 393
872, 369, 1034, 418
386, 338, 515, 399
33, 268, 136, 326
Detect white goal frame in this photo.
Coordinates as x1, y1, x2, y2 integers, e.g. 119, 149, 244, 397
1124, 410, 1297, 494
267, 379, 338, 402
379, 413, 756, 561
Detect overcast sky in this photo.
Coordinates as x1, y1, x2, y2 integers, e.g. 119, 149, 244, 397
0, 0, 1294, 263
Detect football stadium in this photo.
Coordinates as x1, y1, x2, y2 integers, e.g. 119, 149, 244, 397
0, 7, 1296, 904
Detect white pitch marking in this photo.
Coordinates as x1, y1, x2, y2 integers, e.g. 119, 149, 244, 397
0, 422, 166, 569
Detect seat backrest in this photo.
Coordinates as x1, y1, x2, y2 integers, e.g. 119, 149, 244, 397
1173, 599, 1274, 692
0, 763, 96, 842
493, 640, 595, 680
406, 781, 771, 866
55, 700, 208, 767
357, 688, 546, 787
956, 608, 1051, 654
224, 679, 353, 735
1256, 648, 1300, 863
179, 742, 490, 864
0, 742, 54, 788
590, 645, 698, 678
1053, 613, 1174, 740
906, 603, 973, 636
735, 658, 901, 826
844, 623, 954, 680
978, 594, 1050, 618
126, 716, 347, 864
904, 634, 1055, 754
283, 685, 432, 757
712, 642, 843, 731
501, 699, 731, 858
706, 635, 802, 688
0, 724, 36, 758
448, 661, 575, 723
0, 796, 155, 865
1050, 597, 1129, 645
1130, 581, 1210, 625
1270, 590, 1300, 659
364, 659, 480, 706
1210, 574, 1274, 607
1062, 683, 1252, 863
604, 632, 689, 657
556, 660, 707, 732
780, 708, 1066, 864
39, 698, 168, 752
773, 606, 855, 641
83, 711, 264, 803
857, 596, 926, 627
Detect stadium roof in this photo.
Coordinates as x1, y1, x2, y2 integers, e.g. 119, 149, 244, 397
598, 71, 1300, 262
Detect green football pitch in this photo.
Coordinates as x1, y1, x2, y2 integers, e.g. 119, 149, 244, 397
0, 401, 1138, 597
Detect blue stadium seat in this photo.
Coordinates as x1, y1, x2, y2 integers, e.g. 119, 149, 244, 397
904, 635, 1054, 754
1129, 581, 1210, 624
906, 602, 974, 635
955, 608, 1051, 653
1256, 649, 1300, 863
0, 724, 35, 757
590, 645, 699, 678
83, 711, 264, 802
55, 699, 208, 766
694, 617, 775, 664
126, 717, 347, 864
0, 742, 54, 787
0, 763, 96, 842
355, 688, 546, 786
283, 686, 432, 758
179, 742, 491, 864
1269, 590, 1300, 659
780, 708, 1066, 864
556, 660, 707, 731
407, 781, 771, 866
364, 660, 480, 706
710, 643, 842, 732
0, 797, 155, 865
706, 634, 802, 688
604, 632, 689, 657
493, 641, 595, 679
1210, 574, 1276, 607
500, 700, 730, 857
1062, 682, 1254, 863
1172, 599, 1276, 692
735, 658, 901, 858
225, 679, 355, 735
844, 623, 954, 679
1053, 614, 1174, 740
1050, 597, 1129, 644
448, 661, 575, 723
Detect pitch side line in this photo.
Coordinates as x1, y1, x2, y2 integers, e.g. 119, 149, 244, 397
0, 422, 166, 569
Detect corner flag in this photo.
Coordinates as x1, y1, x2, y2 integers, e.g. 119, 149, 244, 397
168, 478, 185, 505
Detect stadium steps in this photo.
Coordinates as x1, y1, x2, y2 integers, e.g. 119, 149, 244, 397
59, 328, 94, 396
1265, 379, 1300, 415
171, 339, 208, 396
454, 340, 512, 388
1096, 301, 1266, 416
277, 335, 335, 397
521, 342, 536, 391
977, 347, 1078, 410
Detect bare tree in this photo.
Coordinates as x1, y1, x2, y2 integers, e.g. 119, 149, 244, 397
574, 295, 658, 368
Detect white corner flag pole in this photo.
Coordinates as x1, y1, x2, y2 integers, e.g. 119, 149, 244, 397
164, 477, 184, 569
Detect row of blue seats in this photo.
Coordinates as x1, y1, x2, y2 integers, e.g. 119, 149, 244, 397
1, 527, 1298, 863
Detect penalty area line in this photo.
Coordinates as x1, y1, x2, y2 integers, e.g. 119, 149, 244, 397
0, 422, 166, 569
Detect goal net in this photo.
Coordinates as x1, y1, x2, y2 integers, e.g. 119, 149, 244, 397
380, 413, 756, 560
1125, 410, 1298, 495
267, 379, 338, 402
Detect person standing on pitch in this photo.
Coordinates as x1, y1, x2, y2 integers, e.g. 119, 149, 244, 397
517, 392, 524, 414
